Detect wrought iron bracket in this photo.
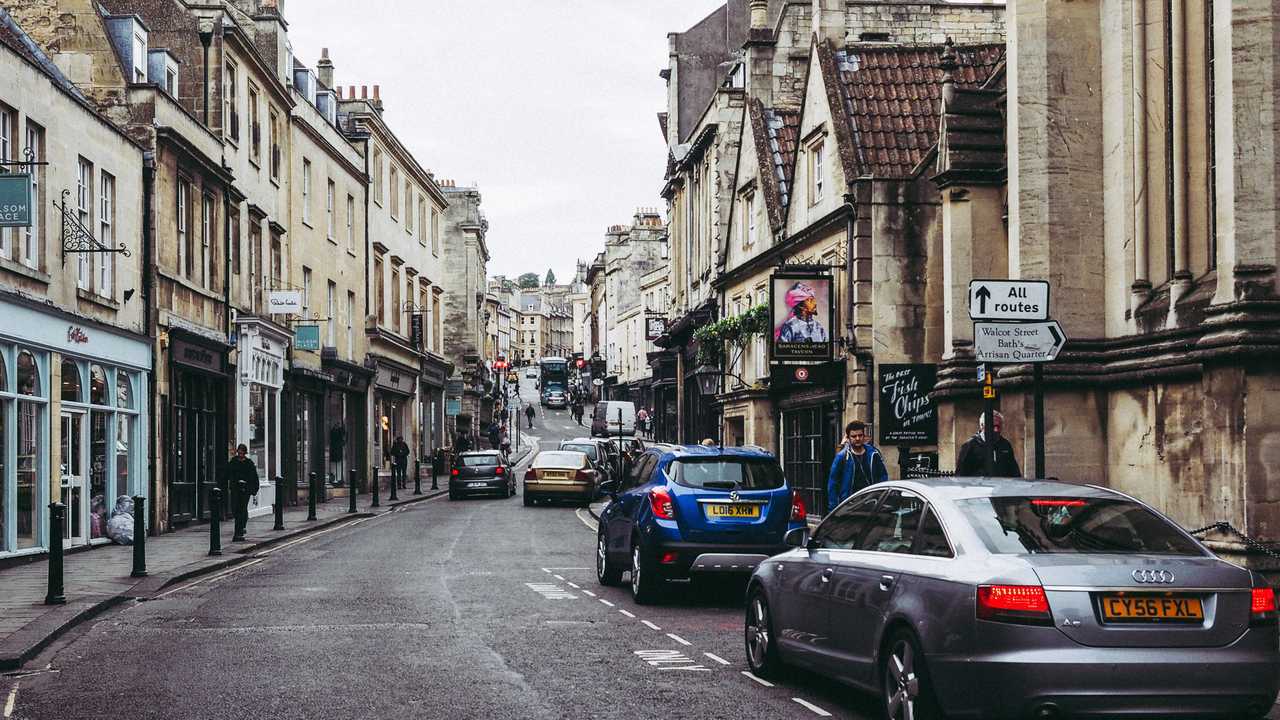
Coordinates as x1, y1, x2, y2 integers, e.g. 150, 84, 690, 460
59, 189, 129, 263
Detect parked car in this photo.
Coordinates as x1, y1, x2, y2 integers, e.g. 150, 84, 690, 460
743, 477, 1280, 720
449, 451, 514, 500
559, 439, 612, 486
523, 450, 598, 507
591, 400, 636, 438
595, 445, 807, 604
524, 368, 537, 379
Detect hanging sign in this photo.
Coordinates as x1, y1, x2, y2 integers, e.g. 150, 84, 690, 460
293, 324, 320, 351
445, 398, 462, 416
0, 174, 32, 227
645, 316, 667, 340
268, 290, 302, 314
410, 314, 424, 349
769, 272, 834, 363
878, 364, 938, 445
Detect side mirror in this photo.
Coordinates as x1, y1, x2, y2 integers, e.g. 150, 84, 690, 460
599, 479, 618, 495
784, 527, 810, 548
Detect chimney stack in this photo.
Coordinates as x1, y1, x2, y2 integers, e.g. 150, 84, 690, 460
746, 0, 776, 105
316, 47, 334, 87
372, 84, 383, 112
812, 0, 846, 46
750, 0, 768, 30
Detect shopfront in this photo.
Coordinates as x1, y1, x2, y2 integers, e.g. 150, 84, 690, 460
235, 318, 289, 518
772, 360, 845, 515
167, 333, 229, 524
371, 358, 417, 474
284, 367, 328, 507
0, 298, 150, 558
321, 353, 370, 490
419, 357, 448, 461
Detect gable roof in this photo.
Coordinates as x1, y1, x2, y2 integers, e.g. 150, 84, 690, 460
0, 7, 90, 106
818, 40, 1004, 181
747, 98, 800, 234
934, 50, 1007, 186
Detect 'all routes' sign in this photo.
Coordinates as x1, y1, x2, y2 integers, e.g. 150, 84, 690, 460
968, 279, 1049, 321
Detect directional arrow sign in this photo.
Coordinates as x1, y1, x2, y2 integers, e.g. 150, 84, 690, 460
968, 279, 1050, 321
973, 320, 1066, 363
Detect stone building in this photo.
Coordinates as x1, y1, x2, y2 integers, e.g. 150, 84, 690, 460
338, 83, 450, 479
436, 179, 490, 442
600, 211, 667, 402
0, 9, 149, 557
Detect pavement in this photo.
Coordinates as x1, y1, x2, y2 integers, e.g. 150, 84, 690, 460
0, 473, 449, 672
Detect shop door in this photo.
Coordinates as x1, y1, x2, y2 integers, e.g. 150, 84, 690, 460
192, 405, 218, 520
782, 407, 826, 515
59, 410, 88, 546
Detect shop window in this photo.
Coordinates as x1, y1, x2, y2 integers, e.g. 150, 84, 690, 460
89, 411, 109, 539
0, 352, 6, 390
17, 350, 38, 396
115, 413, 131, 501
90, 365, 108, 405
17, 398, 39, 549
116, 371, 132, 408
61, 358, 81, 402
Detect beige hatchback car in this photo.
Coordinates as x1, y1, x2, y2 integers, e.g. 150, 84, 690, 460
523, 450, 598, 507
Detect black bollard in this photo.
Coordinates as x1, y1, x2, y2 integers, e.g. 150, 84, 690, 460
131, 495, 148, 577
45, 503, 66, 605
348, 468, 357, 514
209, 487, 223, 556
389, 464, 399, 502
307, 472, 318, 521
273, 485, 285, 531
432, 450, 441, 491
414, 459, 422, 495
371, 464, 380, 508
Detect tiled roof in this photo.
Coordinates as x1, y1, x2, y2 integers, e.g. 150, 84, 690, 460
762, 106, 800, 224
830, 42, 1004, 179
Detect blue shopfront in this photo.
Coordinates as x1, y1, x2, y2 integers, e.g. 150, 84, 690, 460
0, 298, 150, 558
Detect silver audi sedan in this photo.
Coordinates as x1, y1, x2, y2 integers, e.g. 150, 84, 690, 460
744, 478, 1280, 719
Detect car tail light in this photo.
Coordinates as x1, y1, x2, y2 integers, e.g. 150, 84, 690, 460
790, 492, 807, 522
450, 468, 459, 477
1030, 499, 1086, 508
1251, 587, 1277, 626
977, 585, 1052, 625
659, 551, 678, 564
649, 488, 674, 520
524, 469, 537, 483
495, 466, 504, 476
576, 469, 592, 481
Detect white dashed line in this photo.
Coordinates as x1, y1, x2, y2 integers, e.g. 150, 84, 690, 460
566, 581, 580, 589
618, 609, 636, 618
598, 598, 615, 607
4, 682, 18, 718
741, 671, 774, 688
553, 574, 566, 581
641, 620, 662, 631
581, 589, 597, 597
792, 698, 833, 717
704, 652, 731, 666
666, 633, 692, 646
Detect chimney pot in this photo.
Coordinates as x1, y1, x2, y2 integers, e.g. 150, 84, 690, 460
373, 84, 380, 99
320, 47, 330, 60
335, 87, 342, 98
361, 85, 368, 99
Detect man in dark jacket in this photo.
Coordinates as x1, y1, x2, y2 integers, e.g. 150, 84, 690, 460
524, 403, 535, 429
956, 411, 1022, 477
390, 436, 411, 489
487, 421, 501, 450
826, 421, 888, 514
227, 444, 260, 541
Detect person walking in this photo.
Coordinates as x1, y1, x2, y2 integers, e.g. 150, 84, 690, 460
487, 421, 501, 450
636, 408, 649, 437
455, 430, 472, 454
571, 397, 585, 426
525, 403, 536, 429
956, 411, 1022, 478
825, 421, 888, 514
226, 444, 260, 541
390, 435, 411, 489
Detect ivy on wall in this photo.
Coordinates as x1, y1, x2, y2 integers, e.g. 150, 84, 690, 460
692, 304, 769, 366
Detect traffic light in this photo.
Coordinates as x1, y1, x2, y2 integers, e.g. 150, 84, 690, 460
575, 358, 586, 369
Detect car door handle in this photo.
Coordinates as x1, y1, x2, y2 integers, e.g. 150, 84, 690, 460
879, 575, 896, 591
821, 568, 833, 583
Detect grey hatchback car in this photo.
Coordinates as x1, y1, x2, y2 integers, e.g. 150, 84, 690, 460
744, 478, 1280, 719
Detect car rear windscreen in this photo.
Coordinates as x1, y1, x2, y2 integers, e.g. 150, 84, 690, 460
956, 497, 1204, 555
533, 452, 586, 469
560, 444, 599, 461
671, 459, 784, 491
460, 455, 499, 467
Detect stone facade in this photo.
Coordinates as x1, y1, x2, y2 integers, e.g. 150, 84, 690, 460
437, 180, 490, 440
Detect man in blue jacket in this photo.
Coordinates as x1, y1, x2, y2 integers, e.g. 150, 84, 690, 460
826, 421, 888, 513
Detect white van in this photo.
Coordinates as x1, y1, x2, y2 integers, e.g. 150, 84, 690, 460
592, 401, 636, 438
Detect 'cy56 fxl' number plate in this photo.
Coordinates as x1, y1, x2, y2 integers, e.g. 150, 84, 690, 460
1100, 594, 1203, 622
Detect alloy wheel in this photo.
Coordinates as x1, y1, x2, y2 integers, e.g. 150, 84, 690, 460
745, 596, 770, 669
885, 639, 920, 720
597, 535, 607, 577
631, 546, 641, 596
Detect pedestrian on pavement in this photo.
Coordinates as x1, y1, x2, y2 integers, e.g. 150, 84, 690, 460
571, 397, 584, 426
700, 438, 716, 447
455, 430, 472, 454
525, 403, 536, 429
636, 408, 649, 437
956, 411, 1023, 478
390, 435, 411, 489
487, 421, 501, 450
227, 443, 260, 541
825, 421, 888, 514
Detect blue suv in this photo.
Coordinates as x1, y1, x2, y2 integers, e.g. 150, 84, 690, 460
595, 445, 807, 604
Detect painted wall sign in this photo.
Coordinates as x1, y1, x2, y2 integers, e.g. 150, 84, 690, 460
770, 273, 834, 363
878, 364, 938, 445
66, 326, 89, 344
0, 174, 32, 227
171, 339, 225, 374
267, 290, 302, 314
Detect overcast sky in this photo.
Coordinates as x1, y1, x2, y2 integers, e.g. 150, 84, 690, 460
287, 0, 725, 285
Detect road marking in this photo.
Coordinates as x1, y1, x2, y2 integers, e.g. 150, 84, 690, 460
541, 567, 591, 571
792, 698, 833, 717
634, 649, 710, 672
666, 633, 692, 646
525, 582, 576, 600
575, 508, 598, 532
641, 620, 661, 631
553, 574, 566, 581
598, 598, 615, 607
3, 681, 17, 718
741, 671, 774, 687
151, 559, 266, 600
581, 589, 596, 597
566, 581, 580, 589
256, 519, 367, 556
704, 652, 731, 666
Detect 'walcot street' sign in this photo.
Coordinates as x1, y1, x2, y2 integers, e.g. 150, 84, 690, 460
0, 174, 32, 227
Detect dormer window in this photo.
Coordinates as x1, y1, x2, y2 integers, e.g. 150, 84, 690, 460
132, 33, 147, 82
808, 136, 825, 203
